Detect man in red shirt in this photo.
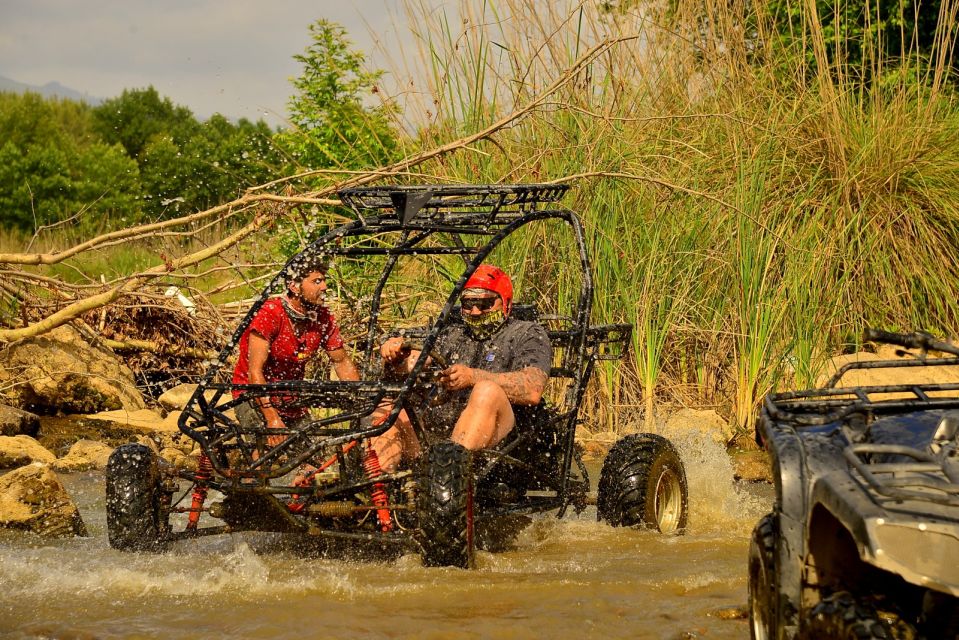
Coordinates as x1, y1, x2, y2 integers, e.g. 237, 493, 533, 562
233, 254, 358, 444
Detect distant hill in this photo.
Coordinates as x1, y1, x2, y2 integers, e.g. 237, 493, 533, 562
0, 74, 104, 105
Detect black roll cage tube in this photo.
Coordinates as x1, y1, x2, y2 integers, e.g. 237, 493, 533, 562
178, 194, 595, 484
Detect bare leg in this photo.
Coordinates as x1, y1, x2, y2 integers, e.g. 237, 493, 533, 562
451, 380, 516, 450
369, 404, 419, 472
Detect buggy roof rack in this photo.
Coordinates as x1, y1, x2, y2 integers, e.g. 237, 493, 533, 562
339, 183, 569, 224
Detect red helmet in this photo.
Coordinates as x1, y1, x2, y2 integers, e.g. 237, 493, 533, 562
464, 264, 513, 313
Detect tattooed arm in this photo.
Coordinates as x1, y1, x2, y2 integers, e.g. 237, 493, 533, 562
438, 365, 548, 405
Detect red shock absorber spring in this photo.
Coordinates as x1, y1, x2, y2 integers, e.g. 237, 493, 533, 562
187, 453, 214, 531
363, 447, 393, 532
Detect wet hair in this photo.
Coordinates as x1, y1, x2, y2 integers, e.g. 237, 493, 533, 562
283, 253, 331, 286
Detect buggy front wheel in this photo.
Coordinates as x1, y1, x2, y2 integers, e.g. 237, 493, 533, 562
597, 433, 688, 533
105, 443, 171, 552
415, 441, 475, 568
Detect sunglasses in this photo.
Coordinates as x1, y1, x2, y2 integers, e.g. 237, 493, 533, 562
460, 296, 498, 312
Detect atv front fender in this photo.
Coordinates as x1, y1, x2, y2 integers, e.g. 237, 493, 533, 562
810, 472, 959, 597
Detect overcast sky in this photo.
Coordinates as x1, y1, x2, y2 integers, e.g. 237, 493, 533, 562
0, 0, 425, 128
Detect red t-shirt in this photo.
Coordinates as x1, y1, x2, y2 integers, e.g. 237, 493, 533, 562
232, 297, 344, 416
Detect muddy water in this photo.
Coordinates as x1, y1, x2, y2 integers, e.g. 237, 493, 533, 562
0, 436, 772, 639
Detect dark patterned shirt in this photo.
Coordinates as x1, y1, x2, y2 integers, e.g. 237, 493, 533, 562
423, 318, 552, 432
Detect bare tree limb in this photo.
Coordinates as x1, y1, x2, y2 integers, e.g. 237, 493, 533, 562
0, 212, 274, 342
70, 318, 215, 359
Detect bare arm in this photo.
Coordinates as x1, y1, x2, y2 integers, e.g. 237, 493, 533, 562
441, 365, 548, 405
328, 347, 359, 381
247, 331, 284, 429
380, 337, 421, 375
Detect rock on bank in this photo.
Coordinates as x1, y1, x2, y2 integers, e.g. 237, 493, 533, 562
0, 324, 146, 413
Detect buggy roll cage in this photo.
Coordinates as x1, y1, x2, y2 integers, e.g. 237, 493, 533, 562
178, 184, 629, 499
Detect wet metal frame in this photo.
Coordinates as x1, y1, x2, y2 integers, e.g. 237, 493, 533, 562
163, 183, 631, 552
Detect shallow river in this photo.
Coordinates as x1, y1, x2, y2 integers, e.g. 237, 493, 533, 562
0, 437, 772, 639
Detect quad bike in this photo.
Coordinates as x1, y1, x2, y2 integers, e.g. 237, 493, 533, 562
749, 329, 959, 639
106, 183, 689, 568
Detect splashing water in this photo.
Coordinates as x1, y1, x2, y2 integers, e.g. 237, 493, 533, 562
0, 460, 771, 639
667, 431, 770, 536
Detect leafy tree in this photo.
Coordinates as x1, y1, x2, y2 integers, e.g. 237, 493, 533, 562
91, 87, 199, 161
90, 88, 284, 219
0, 140, 141, 232
280, 19, 399, 172
768, 0, 955, 73
0, 92, 140, 232
1, 86, 285, 230
0, 92, 98, 149
137, 114, 284, 218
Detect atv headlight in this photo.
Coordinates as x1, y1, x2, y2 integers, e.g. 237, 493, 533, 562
870, 520, 959, 595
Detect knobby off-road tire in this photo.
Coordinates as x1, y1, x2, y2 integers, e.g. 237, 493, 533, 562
748, 513, 778, 640
106, 443, 170, 552
416, 441, 475, 569
597, 433, 688, 533
806, 592, 913, 639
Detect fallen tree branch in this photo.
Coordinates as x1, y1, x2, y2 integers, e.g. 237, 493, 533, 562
0, 212, 273, 342
71, 318, 215, 359
0, 202, 250, 266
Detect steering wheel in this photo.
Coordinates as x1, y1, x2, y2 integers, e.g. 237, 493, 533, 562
399, 339, 451, 407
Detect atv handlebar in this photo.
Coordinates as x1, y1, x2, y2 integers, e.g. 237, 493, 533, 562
864, 328, 959, 358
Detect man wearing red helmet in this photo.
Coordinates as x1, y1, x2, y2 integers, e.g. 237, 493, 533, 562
374, 264, 553, 470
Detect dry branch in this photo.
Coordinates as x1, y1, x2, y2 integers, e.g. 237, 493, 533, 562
0, 211, 273, 342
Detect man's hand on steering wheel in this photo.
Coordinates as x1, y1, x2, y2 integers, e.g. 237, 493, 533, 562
380, 337, 412, 364
380, 336, 455, 405
438, 364, 475, 390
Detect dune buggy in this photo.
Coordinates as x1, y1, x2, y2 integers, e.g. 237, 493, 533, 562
749, 329, 959, 638
106, 183, 689, 568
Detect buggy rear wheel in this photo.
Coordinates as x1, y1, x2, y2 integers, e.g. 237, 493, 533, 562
105, 443, 170, 552
415, 441, 475, 568
806, 592, 911, 639
597, 433, 688, 533
748, 513, 777, 640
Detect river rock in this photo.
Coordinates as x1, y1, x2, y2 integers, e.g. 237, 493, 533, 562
662, 408, 735, 447
0, 463, 87, 537
161, 447, 199, 471
0, 404, 40, 437
730, 450, 772, 482
83, 408, 185, 449
0, 435, 57, 469
85, 408, 173, 432
577, 430, 617, 460
137, 434, 161, 454
53, 439, 114, 472
88, 409, 197, 467
157, 383, 215, 411
0, 324, 145, 414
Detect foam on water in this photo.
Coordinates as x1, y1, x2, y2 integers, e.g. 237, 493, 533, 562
0, 539, 357, 601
